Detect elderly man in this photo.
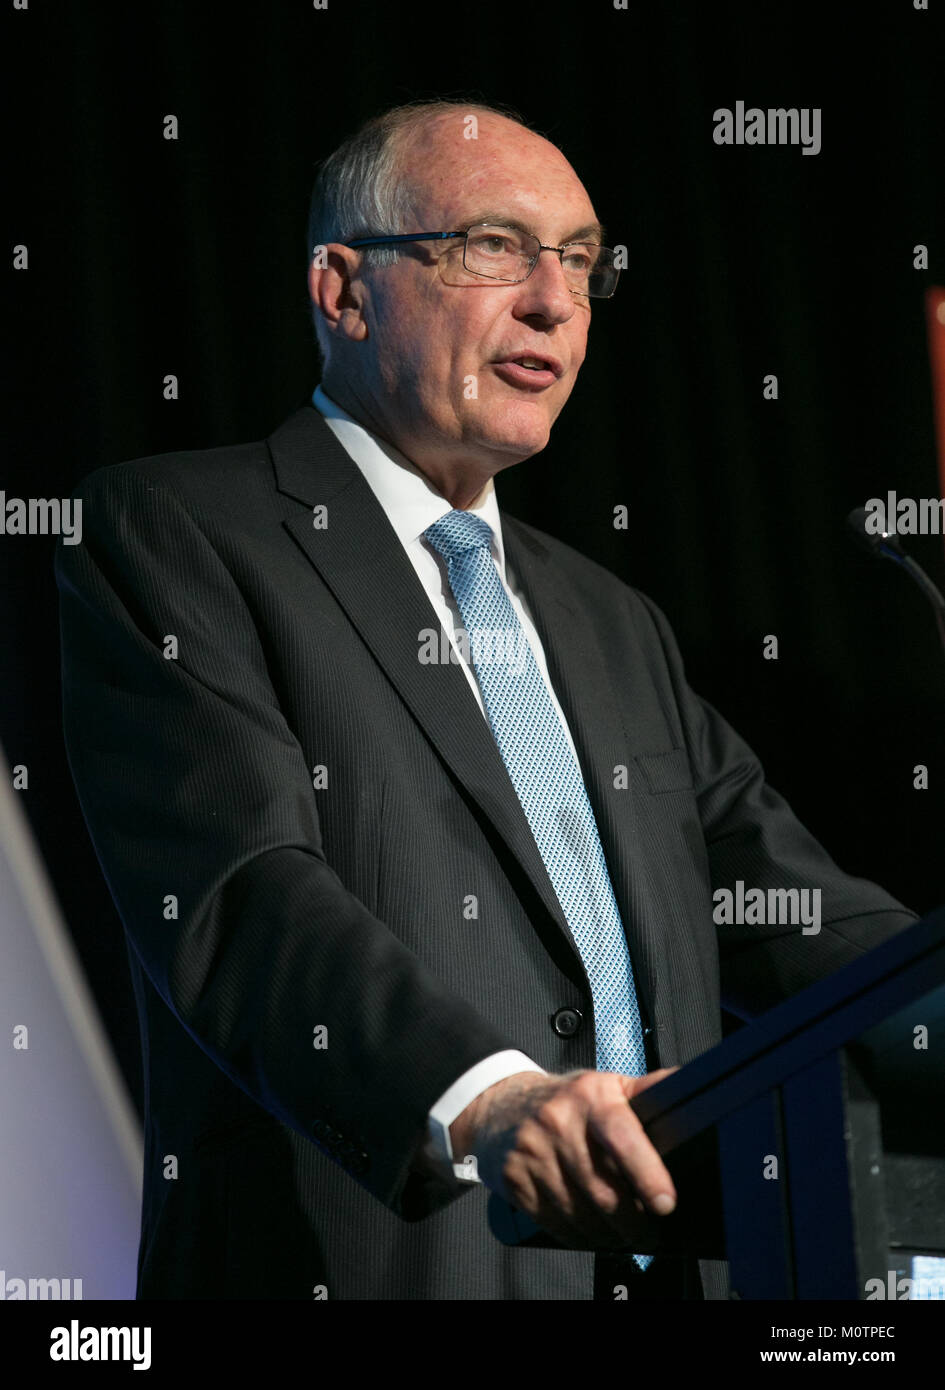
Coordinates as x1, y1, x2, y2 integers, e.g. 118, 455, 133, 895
56, 98, 914, 1301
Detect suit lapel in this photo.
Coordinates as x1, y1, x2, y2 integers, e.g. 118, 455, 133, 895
268, 406, 590, 986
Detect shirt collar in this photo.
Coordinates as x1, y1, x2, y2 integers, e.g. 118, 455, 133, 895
311, 384, 508, 576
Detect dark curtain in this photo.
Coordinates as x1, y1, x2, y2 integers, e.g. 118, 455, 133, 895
4, 0, 944, 1112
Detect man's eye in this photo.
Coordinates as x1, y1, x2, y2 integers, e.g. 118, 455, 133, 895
563, 250, 593, 272
472, 234, 515, 254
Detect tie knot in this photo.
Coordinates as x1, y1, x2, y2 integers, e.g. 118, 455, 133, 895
423, 509, 494, 561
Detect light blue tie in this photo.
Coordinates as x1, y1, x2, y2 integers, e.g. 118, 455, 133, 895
424, 509, 653, 1269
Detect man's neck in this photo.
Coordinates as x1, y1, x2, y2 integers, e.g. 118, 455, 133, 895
319, 378, 497, 511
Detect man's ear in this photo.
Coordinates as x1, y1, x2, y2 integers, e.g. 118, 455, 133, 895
308, 245, 369, 344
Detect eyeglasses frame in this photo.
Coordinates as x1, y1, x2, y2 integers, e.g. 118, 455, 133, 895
342, 226, 620, 299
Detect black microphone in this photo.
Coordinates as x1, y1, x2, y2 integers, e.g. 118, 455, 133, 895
846, 506, 945, 661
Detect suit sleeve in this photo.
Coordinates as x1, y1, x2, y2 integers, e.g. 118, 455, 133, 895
55, 463, 521, 1220
634, 592, 918, 1020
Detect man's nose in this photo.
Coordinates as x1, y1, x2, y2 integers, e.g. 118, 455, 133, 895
513, 249, 576, 322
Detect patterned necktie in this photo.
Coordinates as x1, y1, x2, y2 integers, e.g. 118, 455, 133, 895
423, 509, 652, 1269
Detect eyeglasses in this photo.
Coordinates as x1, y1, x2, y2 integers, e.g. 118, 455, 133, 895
344, 223, 621, 299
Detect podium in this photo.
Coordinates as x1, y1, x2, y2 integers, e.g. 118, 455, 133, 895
489, 905, 945, 1300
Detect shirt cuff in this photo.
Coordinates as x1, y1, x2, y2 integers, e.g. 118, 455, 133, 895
426, 1050, 547, 1184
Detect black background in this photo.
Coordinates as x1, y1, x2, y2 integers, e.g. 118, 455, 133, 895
4, 0, 944, 1115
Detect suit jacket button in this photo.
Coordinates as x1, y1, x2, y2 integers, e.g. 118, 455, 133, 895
552, 1007, 583, 1038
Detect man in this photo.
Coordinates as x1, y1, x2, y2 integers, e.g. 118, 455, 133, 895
56, 99, 915, 1301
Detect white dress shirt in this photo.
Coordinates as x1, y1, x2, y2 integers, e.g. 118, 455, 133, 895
311, 384, 583, 1183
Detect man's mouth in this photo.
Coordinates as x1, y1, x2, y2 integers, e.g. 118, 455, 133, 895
491, 354, 562, 391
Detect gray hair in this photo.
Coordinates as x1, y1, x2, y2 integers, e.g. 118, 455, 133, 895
306, 98, 532, 364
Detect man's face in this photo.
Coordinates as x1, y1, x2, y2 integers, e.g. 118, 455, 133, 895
323, 112, 602, 489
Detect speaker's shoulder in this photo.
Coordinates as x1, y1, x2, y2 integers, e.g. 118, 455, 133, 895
70, 433, 271, 509
501, 511, 662, 626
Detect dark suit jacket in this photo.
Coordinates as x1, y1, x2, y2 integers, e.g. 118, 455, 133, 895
55, 403, 915, 1300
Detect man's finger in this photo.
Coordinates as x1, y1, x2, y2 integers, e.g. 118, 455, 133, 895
588, 1098, 677, 1215
623, 1065, 680, 1097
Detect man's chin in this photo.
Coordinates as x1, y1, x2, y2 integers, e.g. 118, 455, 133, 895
470, 400, 552, 459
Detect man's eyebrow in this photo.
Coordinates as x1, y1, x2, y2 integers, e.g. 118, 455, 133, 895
454, 211, 606, 244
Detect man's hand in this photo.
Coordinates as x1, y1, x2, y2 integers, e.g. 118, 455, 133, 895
449, 1068, 679, 1251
